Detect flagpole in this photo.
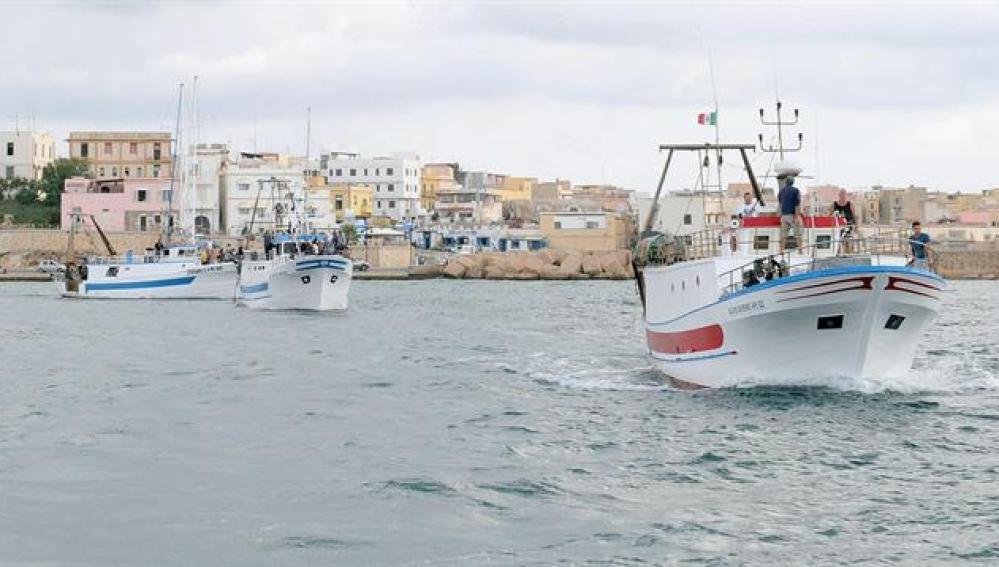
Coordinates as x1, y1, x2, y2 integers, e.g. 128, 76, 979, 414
708, 48, 723, 216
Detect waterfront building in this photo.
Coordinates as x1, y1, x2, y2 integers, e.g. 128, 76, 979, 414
498, 176, 536, 202
435, 169, 504, 224
569, 184, 635, 214
220, 153, 309, 236
539, 211, 632, 251
638, 194, 708, 236
189, 143, 228, 234
68, 132, 173, 179
60, 176, 178, 232
876, 184, 927, 224
320, 151, 422, 221
329, 183, 374, 221
0, 130, 55, 180
532, 179, 572, 200
421, 163, 460, 213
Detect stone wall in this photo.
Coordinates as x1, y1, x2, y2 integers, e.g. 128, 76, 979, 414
0, 228, 242, 269
353, 243, 413, 269
934, 250, 999, 279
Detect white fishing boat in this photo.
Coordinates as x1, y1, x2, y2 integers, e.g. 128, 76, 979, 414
63, 240, 238, 299
635, 125, 946, 389
238, 237, 352, 311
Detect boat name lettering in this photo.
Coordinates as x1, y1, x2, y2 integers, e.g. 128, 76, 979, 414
728, 299, 765, 316
187, 265, 224, 275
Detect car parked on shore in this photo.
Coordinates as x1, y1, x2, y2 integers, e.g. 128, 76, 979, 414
36, 259, 66, 274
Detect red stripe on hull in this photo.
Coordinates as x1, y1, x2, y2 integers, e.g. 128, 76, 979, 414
775, 276, 874, 303
647, 324, 724, 354
885, 276, 941, 300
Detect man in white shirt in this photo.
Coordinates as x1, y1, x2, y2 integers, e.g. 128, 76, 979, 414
735, 192, 758, 218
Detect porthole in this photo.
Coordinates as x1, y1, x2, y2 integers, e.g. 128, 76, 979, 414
817, 315, 844, 330
300, 275, 311, 285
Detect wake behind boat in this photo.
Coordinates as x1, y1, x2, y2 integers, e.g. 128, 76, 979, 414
634, 141, 947, 389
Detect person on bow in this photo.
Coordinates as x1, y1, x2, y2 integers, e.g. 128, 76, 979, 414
909, 221, 932, 269
829, 189, 857, 254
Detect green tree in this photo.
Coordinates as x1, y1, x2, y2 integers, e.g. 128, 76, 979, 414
340, 223, 358, 244
38, 157, 90, 205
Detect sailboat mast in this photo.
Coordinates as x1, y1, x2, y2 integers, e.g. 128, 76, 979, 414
167, 82, 184, 245
190, 74, 199, 239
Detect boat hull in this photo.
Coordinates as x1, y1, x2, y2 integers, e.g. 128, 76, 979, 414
66, 262, 239, 299
239, 256, 352, 311
644, 265, 946, 389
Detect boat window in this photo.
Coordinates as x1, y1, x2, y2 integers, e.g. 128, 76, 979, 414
817, 315, 844, 330
106, 266, 119, 277
696, 276, 700, 286
754, 235, 770, 251
816, 235, 832, 250
885, 314, 905, 330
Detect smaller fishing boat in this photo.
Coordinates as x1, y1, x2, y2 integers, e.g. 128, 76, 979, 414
62, 214, 239, 299
237, 235, 353, 311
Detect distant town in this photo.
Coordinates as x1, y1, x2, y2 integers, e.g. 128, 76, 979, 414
3, 128, 999, 258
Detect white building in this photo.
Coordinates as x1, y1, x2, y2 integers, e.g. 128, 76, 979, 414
320, 151, 422, 221
188, 143, 229, 235
638, 193, 708, 236
221, 153, 311, 236
1, 130, 55, 180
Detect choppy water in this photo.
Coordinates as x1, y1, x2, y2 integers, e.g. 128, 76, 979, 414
1, 280, 997, 565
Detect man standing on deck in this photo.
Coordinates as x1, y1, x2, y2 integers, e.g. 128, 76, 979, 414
778, 177, 802, 252
735, 192, 758, 218
909, 221, 932, 269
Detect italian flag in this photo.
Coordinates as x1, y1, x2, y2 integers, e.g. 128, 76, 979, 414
697, 111, 717, 126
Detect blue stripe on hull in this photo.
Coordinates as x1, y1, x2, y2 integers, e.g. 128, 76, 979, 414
240, 282, 269, 294
86, 275, 196, 292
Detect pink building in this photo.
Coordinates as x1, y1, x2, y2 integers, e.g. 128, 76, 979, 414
61, 177, 182, 232
957, 210, 999, 226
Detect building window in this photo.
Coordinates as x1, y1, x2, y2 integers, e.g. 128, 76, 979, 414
80, 143, 89, 158
6, 142, 13, 156
112, 167, 118, 177
335, 168, 342, 176
335, 196, 343, 210
363, 168, 368, 175
388, 184, 394, 192
585, 221, 599, 229
124, 167, 130, 176
129, 142, 138, 154
137, 189, 147, 202
137, 167, 143, 176
389, 200, 396, 208
104, 142, 113, 154
386, 167, 394, 175
554, 221, 562, 229
349, 168, 356, 176
153, 165, 160, 177
376, 168, 380, 175
683, 214, 692, 225
99, 167, 105, 177
161, 189, 172, 203
153, 142, 162, 161
377, 200, 382, 208
238, 183, 250, 191
4, 166, 13, 179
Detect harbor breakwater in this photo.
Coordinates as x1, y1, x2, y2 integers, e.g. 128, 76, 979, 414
434, 249, 635, 280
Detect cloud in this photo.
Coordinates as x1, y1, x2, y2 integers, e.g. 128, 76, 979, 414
3, 1, 999, 192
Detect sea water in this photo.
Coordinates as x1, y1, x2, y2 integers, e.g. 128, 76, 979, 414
0, 280, 997, 565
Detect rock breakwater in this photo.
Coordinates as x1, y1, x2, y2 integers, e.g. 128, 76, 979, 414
439, 249, 634, 280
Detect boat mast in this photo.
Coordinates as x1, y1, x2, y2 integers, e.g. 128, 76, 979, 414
167, 82, 183, 245
189, 75, 199, 240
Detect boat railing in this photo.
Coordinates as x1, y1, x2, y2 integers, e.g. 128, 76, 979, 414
717, 235, 936, 297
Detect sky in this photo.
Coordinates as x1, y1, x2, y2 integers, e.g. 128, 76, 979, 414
4, 0, 999, 194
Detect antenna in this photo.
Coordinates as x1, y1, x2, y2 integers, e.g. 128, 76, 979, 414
758, 101, 803, 159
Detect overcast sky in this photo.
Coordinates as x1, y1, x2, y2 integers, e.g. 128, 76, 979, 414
5, 1, 999, 193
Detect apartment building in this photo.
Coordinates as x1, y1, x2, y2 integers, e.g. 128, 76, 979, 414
68, 131, 172, 179
0, 130, 55, 180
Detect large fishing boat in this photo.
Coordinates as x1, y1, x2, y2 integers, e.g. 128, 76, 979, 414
634, 129, 946, 389
237, 235, 353, 311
